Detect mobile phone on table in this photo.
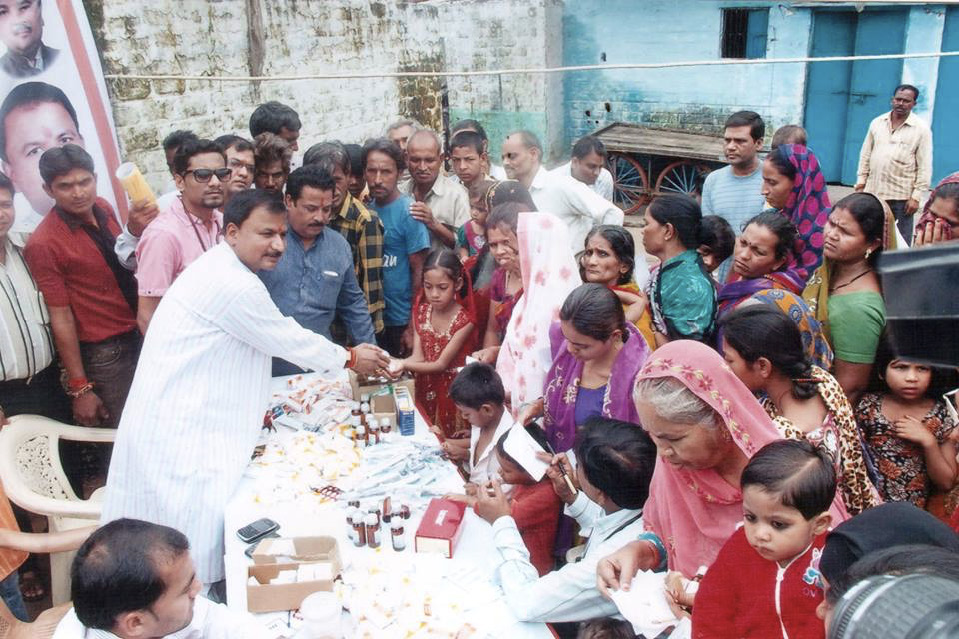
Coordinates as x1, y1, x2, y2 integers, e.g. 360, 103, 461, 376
244, 531, 280, 558
237, 517, 280, 543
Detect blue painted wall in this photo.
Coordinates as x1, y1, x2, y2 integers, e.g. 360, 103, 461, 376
562, 0, 811, 157
560, 2, 950, 185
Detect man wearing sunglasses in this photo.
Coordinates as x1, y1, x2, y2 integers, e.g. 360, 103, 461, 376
134, 138, 228, 332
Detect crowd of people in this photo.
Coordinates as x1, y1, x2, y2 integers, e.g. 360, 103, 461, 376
0, 81, 958, 638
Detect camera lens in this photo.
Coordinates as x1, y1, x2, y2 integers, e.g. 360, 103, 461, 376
829, 574, 959, 638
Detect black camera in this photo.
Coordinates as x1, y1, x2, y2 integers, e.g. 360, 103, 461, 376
829, 573, 959, 638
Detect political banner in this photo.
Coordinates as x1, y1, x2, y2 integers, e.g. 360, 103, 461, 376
2, 0, 125, 243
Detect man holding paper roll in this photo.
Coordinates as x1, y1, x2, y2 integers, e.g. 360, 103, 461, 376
134, 138, 228, 332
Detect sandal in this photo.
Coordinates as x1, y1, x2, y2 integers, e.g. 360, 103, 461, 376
19, 569, 45, 602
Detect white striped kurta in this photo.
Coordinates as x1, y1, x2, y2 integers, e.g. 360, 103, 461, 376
100, 243, 348, 583
0, 238, 54, 381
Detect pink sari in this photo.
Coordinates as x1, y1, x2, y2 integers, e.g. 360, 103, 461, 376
497, 212, 579, 413
636, 340, 850, 577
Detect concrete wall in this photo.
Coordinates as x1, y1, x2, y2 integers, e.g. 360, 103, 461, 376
82, 0, 562, 193
561, 0, 812, 154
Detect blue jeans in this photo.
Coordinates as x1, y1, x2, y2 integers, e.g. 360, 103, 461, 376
0, 571, 29, 621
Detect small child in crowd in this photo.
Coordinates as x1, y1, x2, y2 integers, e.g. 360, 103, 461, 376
446, 362, 513, 490
771, 124, 808, 150
576, 618, 635, 639
691, 439, 835, 639
696, 214, 735, 276
397, 249, 475, 439
485, 424, 563, 576
457, 180, 496, 261
856, 339, 957, 509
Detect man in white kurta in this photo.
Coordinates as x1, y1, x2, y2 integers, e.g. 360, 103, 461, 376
100, 190, 388, 584
501, 131, 623, 255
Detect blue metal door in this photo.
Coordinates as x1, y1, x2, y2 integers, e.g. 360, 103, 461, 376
841, 10, 907, 185
804, 12, 856, 181
803, 9, 907, 184
933, 6, 959, 183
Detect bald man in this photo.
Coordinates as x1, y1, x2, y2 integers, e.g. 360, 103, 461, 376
399, 129, 470, 249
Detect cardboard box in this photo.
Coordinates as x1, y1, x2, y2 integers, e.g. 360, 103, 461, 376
246, 536, 343, 613
371, 393, 397, 431
414, 498, 466, 558
349, 370, 414, 403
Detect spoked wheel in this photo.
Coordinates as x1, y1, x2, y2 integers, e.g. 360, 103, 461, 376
655, 160, 712, 196
606, 152, 650, 215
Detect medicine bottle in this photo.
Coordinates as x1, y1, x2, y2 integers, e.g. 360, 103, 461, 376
365, 513, 380, 549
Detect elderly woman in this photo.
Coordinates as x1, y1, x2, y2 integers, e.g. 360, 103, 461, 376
517, 283, 651, 452
596, 340, 851, 594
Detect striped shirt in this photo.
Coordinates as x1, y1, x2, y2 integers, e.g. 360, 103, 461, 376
100, 242, 348, 583
857, 111, 932, 202
701, 164, 766, 234
0, 238, 54, 381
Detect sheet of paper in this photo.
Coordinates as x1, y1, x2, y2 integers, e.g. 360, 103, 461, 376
608, 570, 683, 638
502, 423, 550, 481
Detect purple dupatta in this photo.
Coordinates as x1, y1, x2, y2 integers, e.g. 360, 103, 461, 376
542, 321, 651, 452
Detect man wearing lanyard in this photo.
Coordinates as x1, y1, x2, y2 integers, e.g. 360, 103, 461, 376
135, 138, 228, 333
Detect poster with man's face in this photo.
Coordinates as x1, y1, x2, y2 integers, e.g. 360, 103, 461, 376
0, 0, 123, 241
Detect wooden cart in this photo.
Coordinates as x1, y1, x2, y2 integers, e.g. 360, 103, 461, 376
593, 123, 728, 215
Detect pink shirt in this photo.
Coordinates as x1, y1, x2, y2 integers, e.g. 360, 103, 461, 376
135, 196, 222, 296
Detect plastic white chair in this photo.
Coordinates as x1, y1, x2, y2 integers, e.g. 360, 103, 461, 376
0, 415, 114, 605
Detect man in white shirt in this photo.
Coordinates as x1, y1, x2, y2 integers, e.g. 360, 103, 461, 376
53, 518, 269, 639
501, 130, 622, 254
100, 189, 389, 588
399, 129, 470, 249
551, 135, 614, 201
475, 418, 664, 623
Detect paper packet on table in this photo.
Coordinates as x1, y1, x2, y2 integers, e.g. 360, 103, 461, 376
608, 570, 687, 638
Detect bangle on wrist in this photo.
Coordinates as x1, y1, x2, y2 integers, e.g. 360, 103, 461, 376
66, 382, 94, 399
67, 377, 90, 391
344, 348, 357, 370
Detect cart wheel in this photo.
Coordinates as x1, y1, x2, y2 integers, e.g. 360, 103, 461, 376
655, 161, 712, 197
606, 152, 650, 215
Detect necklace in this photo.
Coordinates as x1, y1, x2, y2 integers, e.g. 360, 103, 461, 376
829, 268, 872, 293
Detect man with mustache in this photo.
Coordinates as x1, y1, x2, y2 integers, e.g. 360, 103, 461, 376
0, 0, 58, 78
364, 137, 429, 357
400, 129, 469, 250
701, 110, 768, 279
100, 188, 389, 596
855, 84, 932, 244
259, 164, 375, 375
135, 139, 228, 333
253, 132, 292, 195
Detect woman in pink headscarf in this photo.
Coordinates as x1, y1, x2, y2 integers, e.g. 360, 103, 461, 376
596, 340, 850, 589
496, 211, 579, 412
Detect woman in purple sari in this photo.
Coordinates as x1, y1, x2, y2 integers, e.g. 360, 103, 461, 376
718, 211, 833, 370
517, 284, 651, 452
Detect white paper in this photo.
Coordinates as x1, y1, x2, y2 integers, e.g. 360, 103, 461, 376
502, 423, 550, 481
608, 571, 683, 638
